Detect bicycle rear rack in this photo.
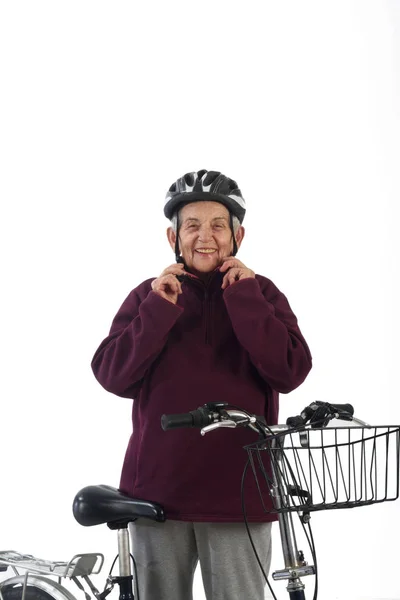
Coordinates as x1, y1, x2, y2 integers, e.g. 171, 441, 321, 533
0, 551, 104, 579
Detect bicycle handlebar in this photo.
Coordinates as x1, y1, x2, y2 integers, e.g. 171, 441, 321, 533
161, 401, 362, 438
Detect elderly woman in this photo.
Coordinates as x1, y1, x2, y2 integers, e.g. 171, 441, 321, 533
91, 169, 312, 600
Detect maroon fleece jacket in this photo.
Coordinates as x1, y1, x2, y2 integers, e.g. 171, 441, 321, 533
91, 268, 312, 522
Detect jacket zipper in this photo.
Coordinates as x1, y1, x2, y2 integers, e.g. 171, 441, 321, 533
184, 272, 217, 345
204, 289, 209, 344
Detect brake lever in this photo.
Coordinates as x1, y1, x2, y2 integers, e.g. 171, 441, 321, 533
200, 413, 259, 436
201, 420, 237, 435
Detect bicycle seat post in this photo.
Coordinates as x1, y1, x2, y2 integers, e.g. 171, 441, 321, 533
107, 525, 135, 600
117, 527, 132, 578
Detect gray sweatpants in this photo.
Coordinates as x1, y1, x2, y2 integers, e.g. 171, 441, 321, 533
129, 519, 272, 600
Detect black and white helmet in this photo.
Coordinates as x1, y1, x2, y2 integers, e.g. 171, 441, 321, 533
164, 170, 246, 262
164, 169, 246, 224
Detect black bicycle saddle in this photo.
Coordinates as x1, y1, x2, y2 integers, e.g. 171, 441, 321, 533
73, 485, 165, 528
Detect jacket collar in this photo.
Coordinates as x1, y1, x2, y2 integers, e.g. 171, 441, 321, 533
183, 267, 224, 293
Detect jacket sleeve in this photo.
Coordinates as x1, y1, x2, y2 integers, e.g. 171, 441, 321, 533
223, 276, 312, 394
91, 284, 183, 398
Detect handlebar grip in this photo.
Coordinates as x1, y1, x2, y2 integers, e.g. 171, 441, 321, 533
286, 415, 305, 428
330, 403, 354, 416
161, 413, 195, 430
161, 407, 211, 431
286, 404, 316, 428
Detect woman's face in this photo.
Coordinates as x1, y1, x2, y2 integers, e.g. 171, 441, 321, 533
167, 201, 244, 277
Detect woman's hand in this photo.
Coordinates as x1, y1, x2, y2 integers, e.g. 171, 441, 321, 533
219, 257, 255, 290
151, 263, 188, 304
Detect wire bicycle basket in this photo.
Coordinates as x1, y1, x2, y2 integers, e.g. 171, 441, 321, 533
245, 425, 400, 514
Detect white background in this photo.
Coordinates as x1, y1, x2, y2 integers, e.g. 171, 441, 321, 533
1, 1, 399, 599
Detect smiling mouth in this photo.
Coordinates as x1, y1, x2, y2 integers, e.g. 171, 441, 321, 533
195, 249, 217, 254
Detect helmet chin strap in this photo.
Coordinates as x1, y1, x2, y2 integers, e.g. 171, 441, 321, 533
229, 212, 238, 256
175, 211, 186, 265
174, 211, 238, 265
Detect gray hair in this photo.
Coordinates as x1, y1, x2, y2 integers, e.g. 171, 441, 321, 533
170, 209, 241, 235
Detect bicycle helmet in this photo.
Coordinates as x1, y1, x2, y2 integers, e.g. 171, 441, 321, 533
164, 169, 246, 263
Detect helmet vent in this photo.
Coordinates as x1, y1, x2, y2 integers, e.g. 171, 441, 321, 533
229, 179, 238, 191
203, 171, 220, 186
184, 173, 194, 187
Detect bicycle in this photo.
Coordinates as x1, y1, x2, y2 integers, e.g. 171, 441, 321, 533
0, 401, 398, 600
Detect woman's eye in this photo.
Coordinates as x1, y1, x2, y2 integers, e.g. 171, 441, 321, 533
186, 223, 224, 230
